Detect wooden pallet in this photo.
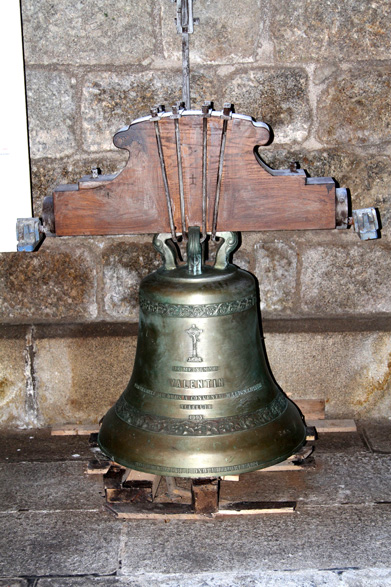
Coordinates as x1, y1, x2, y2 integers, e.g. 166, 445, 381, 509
101, 465, 300, 519
86, 427, 317, 519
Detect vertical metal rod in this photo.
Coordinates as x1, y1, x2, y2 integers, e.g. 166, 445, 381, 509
182, 32, 191, 109
202, 116, 208, 239
154, 119, 177, 241
174, 117, 186, 235
212, 119, 228, 239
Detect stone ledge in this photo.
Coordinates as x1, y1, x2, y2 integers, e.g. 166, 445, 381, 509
1, 316, 391, 340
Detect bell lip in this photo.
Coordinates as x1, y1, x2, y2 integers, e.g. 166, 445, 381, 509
97, 429, 307, 479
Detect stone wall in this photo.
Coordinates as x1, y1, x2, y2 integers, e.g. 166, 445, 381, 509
1, 0, 390, 427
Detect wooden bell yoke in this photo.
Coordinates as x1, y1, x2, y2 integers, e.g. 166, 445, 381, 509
52, 103, 342, 238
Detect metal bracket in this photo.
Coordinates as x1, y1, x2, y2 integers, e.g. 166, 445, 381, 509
220, 103, 233, 120
170, 102, 185, 119
214, 232, 239, 270
174, 0, 197, 34
153, 233, 178, 270
16, 218, 44, 252
352, 208, 380, 240
335, 187, 349, 229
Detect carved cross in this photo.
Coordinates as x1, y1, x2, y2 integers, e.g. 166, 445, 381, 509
185, 324, 203, 362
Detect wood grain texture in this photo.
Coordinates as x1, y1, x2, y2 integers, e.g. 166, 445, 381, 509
53, 111, 336, 236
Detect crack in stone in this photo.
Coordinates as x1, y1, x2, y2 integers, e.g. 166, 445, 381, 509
24, 325, 39, 427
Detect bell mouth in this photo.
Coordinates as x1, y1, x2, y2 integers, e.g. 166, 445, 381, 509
98, 399, 307, 478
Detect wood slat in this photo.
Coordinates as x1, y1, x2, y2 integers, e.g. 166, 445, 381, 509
305, 419, 357, 433
105, 500, 296, 519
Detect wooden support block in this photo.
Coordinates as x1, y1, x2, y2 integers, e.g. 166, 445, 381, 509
306, 426, 318, 442
191, 478, 220, 514
287, 446, 314, 462
103, 466, 161, 503
105, 487, 133, 503
103, 466, 125, 490
123, 469, 161, 501
89, 432, 99, 446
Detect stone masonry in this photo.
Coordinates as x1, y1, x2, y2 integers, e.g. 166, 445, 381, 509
0, 0, 390, 426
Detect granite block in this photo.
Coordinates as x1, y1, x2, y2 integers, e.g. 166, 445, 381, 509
21, 0, 155, 66
26, 70, 76, 159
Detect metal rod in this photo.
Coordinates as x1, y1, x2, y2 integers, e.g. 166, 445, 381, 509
212, 120, 228, 239
202, 116, 208, 238
174, 116, 186, 235
153, 117, 177, 241
182, 32, 191, 109
201, 103, 210, 239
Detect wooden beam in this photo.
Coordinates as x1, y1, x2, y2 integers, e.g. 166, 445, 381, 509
52, 111, 336, 236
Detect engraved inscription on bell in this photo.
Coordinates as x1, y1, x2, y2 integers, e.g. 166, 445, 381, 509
169, 377, 224, 389
185, 324, 203, 362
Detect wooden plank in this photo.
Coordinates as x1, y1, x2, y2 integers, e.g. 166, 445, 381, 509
306, 419, 357, 433
256, 460, 314, 473
105, 501, 198, 520
216, 501, 296, 516
86, 459, 112, 475
51, 424, 99, 436
106, 500, 296, 519
52, 111, 336, 236
256, 450, 316, 473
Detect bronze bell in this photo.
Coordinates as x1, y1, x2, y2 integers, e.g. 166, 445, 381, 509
98, 227, 306, 477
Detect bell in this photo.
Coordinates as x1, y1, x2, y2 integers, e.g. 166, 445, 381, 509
98, 227, 306, 477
